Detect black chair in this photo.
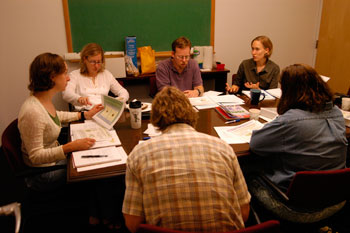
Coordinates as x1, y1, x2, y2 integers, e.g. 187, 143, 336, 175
248, 169, 350, 224
1, 119, 65, 178
1, 119, 86, 232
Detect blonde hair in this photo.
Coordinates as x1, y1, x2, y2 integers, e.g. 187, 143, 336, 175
80, 43, 105, 75
151, 86, 198, 131
251, 35, 273, 58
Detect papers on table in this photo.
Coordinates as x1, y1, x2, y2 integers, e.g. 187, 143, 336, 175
143, 123, 161, 137
189, 94, 245, 110
214, 120, 264, 144
73, 146, 128, 172
260, 107, 278, 122
242, 89, 276, 100
265, 88, 282, 99
70, 121, 121, 149
92, 95, 125, 130
341, 109, 350, 127
72, 146, 123, 168
320, 75, 330, 83
70, 121, 127, 172
203, 91, 223, 97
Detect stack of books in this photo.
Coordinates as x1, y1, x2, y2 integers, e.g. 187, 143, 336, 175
215, 104, 250, 120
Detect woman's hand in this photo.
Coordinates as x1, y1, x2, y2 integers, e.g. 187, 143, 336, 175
84, 104, 104, 120
78, 97, 92, 106
63, 138, 96, 153
226, 83, 239, 93
244, 82, 260, 89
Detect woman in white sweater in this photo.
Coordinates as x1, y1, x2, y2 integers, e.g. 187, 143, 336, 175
18, 52, 103, 191
62, 43, 129, 110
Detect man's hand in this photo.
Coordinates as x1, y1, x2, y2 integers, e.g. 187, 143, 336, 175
184, 90, 199, 98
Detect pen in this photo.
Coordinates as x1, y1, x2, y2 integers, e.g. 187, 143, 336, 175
225, 119, 240, 124
143, 137, 151, 140
81, 155, 108, 158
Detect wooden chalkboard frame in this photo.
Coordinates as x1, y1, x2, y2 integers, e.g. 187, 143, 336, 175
62, 0, 215, 55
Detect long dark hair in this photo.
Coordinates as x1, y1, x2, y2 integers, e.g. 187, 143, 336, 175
277, 64, 333, 115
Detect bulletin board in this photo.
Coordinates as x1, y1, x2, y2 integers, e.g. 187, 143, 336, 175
62, 0, 215, 53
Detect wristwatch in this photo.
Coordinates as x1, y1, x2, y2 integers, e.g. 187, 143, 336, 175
80, 111, 85, 121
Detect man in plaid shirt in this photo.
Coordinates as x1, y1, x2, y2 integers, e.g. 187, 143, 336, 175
122, 86, 251, 232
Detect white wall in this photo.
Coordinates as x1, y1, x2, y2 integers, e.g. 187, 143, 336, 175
215, 0, 322, 84
0, 0, 322, 142
0, 0, 68, 140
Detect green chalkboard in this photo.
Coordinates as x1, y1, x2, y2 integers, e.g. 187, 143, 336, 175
66, 0, 212, 52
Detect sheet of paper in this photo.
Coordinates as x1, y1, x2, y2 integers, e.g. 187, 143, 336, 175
75, 146, 128, 172
242, 90, 276, 100
265, 88, 282, 98
92, 95, 125, 130
203, 91, 223, 96
209, 95, 245, 105
70, 121, 121, 148
214, 120, 264, 144
144, 123, 161, 137
72, 146, 124, 168
320, 75, 330, 83
189, 94, 244, 110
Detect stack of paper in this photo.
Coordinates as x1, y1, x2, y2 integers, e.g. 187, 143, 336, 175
70, 121, 127, 171
242, 90, 276, 100
189, 94, 245, 110
70, 121, 121, 149
341, 110, 350, 127
73, 146, 123, 168
214, 120, 264, 144
260, 107, 278, 122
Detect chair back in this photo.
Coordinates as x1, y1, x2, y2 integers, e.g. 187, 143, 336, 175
137, 220, 280, 233
149, 76, 158, 98
1, 119, 26, 176
286, 168, 350, 209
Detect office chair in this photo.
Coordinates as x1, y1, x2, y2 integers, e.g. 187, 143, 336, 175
2, 119, 84, 232
149, 76, 158, 98
248, 168, 350, 224
136, 220, 281, 233
1, 119, 65, 178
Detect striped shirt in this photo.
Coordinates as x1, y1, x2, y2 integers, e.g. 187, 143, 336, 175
122, 123, 251, 232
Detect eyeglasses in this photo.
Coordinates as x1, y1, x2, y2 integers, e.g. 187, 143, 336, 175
87, 60, 102, 65
176, 55, 190, 60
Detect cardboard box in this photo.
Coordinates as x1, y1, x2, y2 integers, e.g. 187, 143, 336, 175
125, 36, 137, 68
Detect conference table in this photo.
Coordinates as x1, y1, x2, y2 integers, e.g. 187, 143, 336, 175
67, 95, 350, 183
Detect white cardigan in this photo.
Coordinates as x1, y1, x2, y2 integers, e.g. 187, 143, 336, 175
62, 69, 129, 110
18, 96, 79, 167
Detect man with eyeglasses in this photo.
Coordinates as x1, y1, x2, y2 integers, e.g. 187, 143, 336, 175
156, 36, 204, 97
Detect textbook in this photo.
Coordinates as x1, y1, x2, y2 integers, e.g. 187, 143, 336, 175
216, 104, 250, 120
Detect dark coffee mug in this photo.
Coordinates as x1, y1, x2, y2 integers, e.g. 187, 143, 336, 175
250, 89, 265, 105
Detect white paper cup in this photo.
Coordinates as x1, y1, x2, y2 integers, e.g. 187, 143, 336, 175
342, 97, 350, 111
249, 108, 260, 120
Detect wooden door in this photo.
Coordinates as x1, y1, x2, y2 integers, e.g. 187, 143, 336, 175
315, 0, 350, 94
